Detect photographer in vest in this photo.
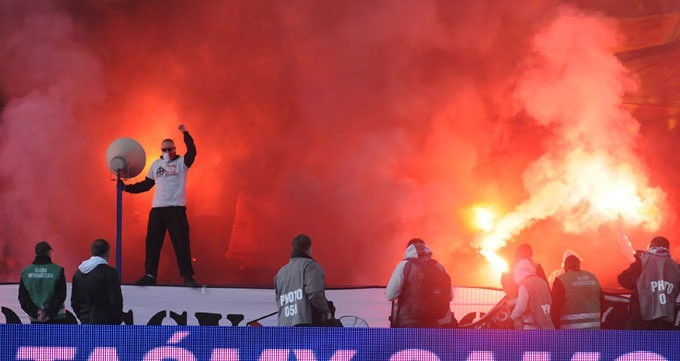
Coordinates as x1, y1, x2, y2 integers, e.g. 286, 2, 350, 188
551, 255, 602, 329
18, 241, 67, 324
386, 238, 454, 328
617, 236, 680, 330
275, 234, 332, 326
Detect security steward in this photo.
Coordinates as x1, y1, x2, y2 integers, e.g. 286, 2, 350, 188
18, 241, 67, 324
551, 255, 602, 329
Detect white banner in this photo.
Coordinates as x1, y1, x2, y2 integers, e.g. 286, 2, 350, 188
0, 284, 504, 327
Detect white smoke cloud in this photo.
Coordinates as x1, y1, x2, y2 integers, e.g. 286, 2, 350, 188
476, 6, 665, 265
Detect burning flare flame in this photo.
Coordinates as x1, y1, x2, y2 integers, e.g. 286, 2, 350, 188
472, 8, 665, 277
471, 206, 509, 274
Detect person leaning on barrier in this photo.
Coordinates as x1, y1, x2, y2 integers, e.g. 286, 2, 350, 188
275, 234, 332, 326
71, 239, 123, 325
511, 259, 554, 329
501, 244, 548, 300
617, 236, 680, 330
551, 255, 602, 329
18, 241, 67, 324
385, 238, 455, 328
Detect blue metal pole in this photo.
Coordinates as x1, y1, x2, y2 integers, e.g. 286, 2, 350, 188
116, 176, 123, 278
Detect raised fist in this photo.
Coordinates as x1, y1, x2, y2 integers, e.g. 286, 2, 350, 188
178, 124, 187, 133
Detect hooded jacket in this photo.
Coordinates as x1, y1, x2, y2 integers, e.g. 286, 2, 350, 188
386, 243, 452, 327
71, 256, 123, 325
511, 260, 554, 329
502, 259, 548, 299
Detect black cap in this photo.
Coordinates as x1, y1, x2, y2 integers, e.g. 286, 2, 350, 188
564, 255, 581, 271
649, 236, 670, 249
35, 241, 52, 255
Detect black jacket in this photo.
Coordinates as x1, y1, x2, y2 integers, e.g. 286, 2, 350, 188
71, 263, 123, 324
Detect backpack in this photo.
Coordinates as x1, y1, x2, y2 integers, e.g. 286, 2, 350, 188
403, 258, 452, 321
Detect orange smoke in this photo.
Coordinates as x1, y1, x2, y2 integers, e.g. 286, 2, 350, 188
474, 7, 665, 277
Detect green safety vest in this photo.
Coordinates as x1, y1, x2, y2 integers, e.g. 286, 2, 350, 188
20, 262, 66, 321
556, 270, 601, 329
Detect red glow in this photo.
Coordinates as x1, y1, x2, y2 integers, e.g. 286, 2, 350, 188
0, 1, 678, 288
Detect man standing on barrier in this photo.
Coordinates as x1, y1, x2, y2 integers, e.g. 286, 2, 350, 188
386, 238, 454, 328
18, 241, 67, 324
275, 234, 332, 326
71, 239, 123, 324
617, 236, 680, 330
551, 255, 602, 329
123, 124, 199, 287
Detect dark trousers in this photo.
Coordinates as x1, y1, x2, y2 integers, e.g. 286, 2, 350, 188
145, 206, 194, 278
31, 317, 66, 325
626, 318, 677, 330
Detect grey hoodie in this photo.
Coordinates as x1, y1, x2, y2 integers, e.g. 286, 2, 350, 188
511, 260, 554, 329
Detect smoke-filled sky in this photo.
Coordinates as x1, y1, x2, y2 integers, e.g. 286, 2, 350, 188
1, 0, 679, 287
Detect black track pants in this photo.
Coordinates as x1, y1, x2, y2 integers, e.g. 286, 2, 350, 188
144, 206, 194, 278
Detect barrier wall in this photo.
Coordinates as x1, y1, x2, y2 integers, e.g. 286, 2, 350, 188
2, 325, 679, 360
0, 284, 504, 327
1, 284, 677, 329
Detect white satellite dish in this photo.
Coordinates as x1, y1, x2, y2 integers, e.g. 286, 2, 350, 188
105, 138, 146, 179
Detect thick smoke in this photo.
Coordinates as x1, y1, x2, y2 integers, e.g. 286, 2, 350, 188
0, 0, 673, 287
475, 6, 666, 269
0, 1, 108, 277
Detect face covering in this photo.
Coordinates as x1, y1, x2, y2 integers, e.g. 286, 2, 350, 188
162, 152, 171, 161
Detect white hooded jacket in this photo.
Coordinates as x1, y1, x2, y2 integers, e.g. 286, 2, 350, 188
78, 256, 108, 274
385, 243, 433, 301
385, 244, 454, 301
